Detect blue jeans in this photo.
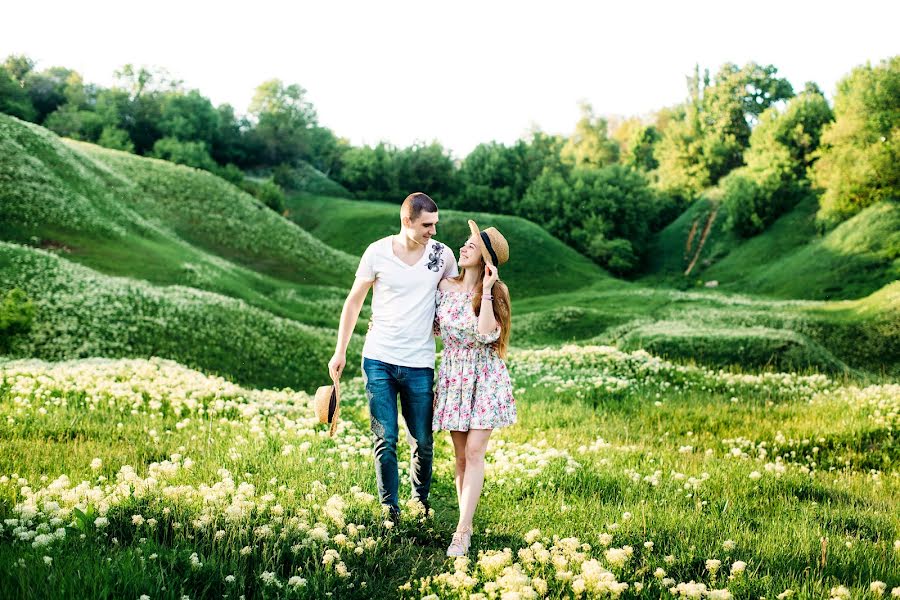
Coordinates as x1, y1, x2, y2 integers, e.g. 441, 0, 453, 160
362, 357, 434, 512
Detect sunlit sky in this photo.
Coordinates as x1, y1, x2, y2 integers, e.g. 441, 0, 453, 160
3, 0, 897, 157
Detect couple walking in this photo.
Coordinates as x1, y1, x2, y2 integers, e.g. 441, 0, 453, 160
327, 192, 516, 556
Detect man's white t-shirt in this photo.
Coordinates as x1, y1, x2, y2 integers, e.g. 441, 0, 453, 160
356, 236, 458, 369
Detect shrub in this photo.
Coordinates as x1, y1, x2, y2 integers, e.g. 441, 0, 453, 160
149, 136, 217, 172
97, 126, 134, 152
214, 163, 245, 185
519, 164, 661, 275
257, 180, 286, 213
0, 287, 34, 350
618, 322, 848, 373
273, 161, 349, 197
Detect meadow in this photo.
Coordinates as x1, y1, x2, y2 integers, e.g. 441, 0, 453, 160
0, 347, 897, 599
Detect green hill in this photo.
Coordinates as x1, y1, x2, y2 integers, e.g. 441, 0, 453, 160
643, 194, 899, 300
285, 194, 608, 298
0, 241, 361, 390
513, 279, 899, 375
0, 114, 356, 289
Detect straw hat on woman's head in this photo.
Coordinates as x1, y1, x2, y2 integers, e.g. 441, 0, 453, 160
467, 220, 509, 267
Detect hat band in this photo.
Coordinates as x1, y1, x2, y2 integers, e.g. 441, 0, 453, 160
328, 387, 337, 423
480, 232, 499, 266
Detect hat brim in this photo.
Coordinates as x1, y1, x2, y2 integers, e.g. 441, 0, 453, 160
328, 380, 341, 437
329, 403, 340, 437
315, 380, 341, 437
468, 219, 494, 267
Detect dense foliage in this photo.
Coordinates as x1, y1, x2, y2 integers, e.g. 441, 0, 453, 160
812, 56, 900, 225
0, 287, 33, 351
721, 85, 834, 236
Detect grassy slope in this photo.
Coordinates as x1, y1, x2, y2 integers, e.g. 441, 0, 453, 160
642, 194, 900, 301
0, 115, 358, 317
284, 194, 608, 299
0, 241, 362, 390
514, 279, 900, 375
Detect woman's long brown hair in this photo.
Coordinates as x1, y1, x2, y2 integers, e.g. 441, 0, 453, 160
452, 264, 512, 359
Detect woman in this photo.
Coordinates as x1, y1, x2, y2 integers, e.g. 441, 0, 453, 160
433, 220, 515, 557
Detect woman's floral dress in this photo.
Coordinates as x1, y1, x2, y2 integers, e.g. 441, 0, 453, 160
432, 290, 516, 431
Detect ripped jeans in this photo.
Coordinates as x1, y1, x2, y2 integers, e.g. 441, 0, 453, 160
362, 357, 434, 512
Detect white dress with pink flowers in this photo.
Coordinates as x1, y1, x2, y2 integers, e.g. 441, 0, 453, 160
432, 290, 516, 431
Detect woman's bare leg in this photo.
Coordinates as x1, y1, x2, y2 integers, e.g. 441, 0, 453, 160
456, 428, 493, 532
450, 430, 468, 502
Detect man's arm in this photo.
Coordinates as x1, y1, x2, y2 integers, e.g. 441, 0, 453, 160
328, 277, 374, 381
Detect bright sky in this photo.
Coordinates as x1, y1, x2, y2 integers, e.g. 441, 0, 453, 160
3, 0, 897, 157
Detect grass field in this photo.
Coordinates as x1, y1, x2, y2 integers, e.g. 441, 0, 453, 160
0, 114, 358, 319
1, 108, 899, 600
0, 350, 896, 599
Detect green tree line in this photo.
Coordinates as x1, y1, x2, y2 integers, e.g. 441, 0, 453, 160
2, 55, 896, 275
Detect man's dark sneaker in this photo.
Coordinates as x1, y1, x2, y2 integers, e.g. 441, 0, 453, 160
382, 504, 401, 523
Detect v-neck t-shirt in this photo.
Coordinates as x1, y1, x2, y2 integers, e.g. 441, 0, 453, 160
355, 236, 459, 368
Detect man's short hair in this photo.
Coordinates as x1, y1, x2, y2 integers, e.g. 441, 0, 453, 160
400, 192, 438, 222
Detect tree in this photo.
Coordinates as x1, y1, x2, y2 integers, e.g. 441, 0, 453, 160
722, 85, 833, 237
256, 180, 286, 213
104, 65, 175, 154
113, 64, 181, 99
455, 141, 521, 213
305, 125, 343, 175
44, 106, 105, 140
24, 66, 74, 123
248, 79, 319, 167
126, 92, 164, 154
612, 117, 661, 171
149, 137, 217, 171
41, 71, 102, 140
519, 164, 661, 274
812, 56, 900, 224
98, 126, 135, 152
746, 84, 833, 177
335, 142, 399, 200
3, 55, 35, 84
560, 102, 619, 168
211, 103, 252, 167
395, 142, 457, 201
655, 62, 794, 198
0, 66, 36, 120
453, 132, 565, 215
158, 89, 219, 146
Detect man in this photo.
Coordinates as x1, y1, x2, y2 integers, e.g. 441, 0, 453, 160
328, 192, 458, 520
